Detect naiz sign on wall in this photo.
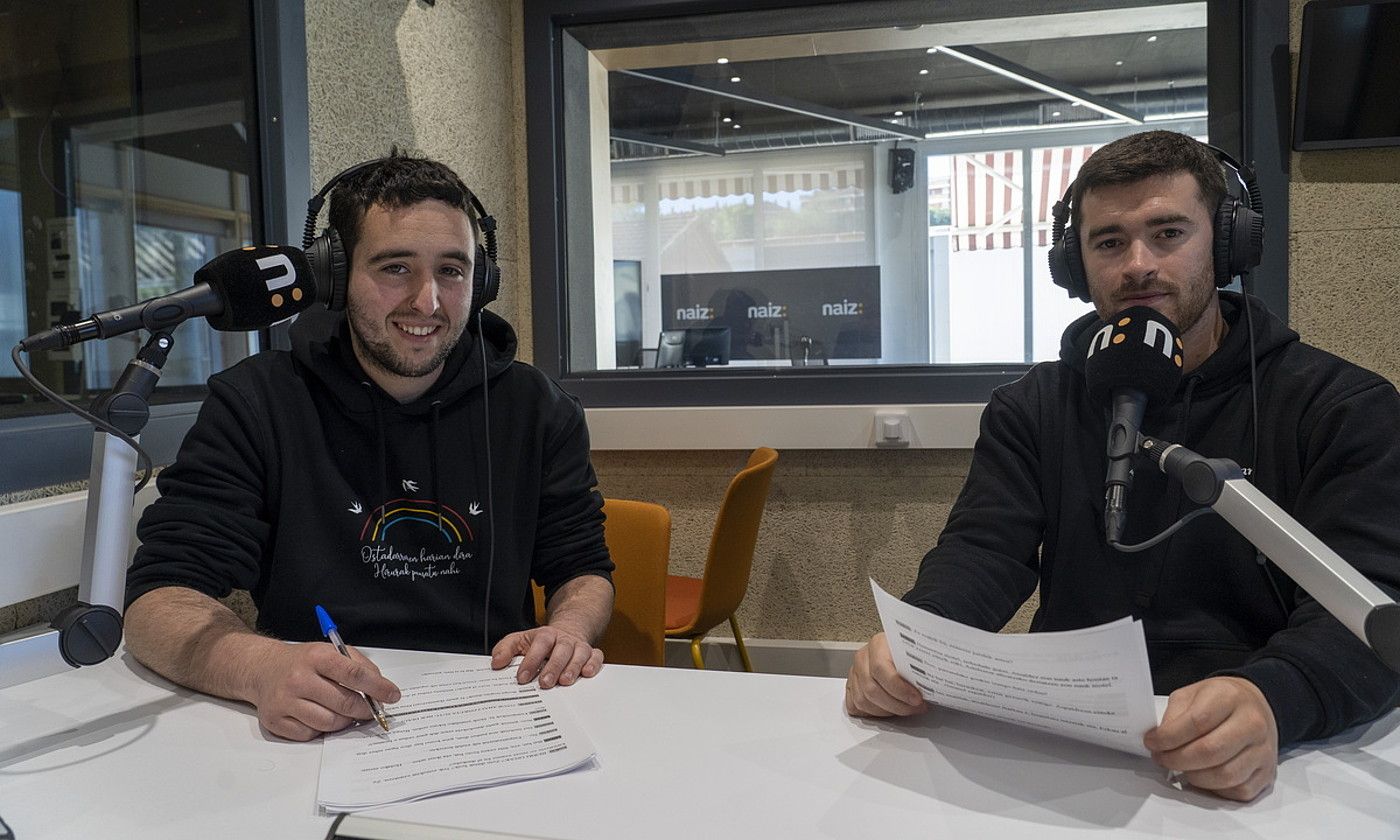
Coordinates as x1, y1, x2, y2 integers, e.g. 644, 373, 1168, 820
661, 266, 881, 361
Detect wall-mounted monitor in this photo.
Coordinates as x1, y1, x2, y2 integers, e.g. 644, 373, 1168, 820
1294, 0, 1400, 150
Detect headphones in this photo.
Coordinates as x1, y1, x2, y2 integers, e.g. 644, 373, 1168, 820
1048, 144, 1265, 303
302, 158, 502, 318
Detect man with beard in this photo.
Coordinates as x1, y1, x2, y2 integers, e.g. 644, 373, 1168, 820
844, 131, 1400, 801
124, 154, 613, 741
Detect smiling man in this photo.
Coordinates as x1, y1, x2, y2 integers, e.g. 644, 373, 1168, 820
123, 154, 614, 741
845, 131, 1400, 802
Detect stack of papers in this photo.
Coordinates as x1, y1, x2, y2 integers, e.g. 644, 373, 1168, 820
317, 660, 597, 812
872, 579, 1159, 755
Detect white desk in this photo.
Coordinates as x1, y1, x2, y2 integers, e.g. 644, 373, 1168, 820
2, 648, 1398, 839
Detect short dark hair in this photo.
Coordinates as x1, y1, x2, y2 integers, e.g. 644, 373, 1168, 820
1071, 130, 1226, 227
327, 150, 481, 264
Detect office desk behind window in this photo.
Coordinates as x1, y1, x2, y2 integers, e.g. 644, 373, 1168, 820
1, 648, 1397, 839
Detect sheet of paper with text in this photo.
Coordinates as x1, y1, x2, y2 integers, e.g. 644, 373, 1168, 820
872, 579, 1159, 756
317, 659, 597, 812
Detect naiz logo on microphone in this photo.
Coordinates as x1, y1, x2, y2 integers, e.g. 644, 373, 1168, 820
244, 245, 303, 309
1086, 313, 1184, 368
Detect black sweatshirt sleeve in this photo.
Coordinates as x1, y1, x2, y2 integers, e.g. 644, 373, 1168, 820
1221, 379, 1400, 747
902, 383, 1044, 630
529, 393, 613, 600
125, 374, 273, 607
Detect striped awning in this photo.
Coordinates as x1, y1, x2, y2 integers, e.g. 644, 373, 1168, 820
949, 144, 1102, 252
616, 163, 868, 206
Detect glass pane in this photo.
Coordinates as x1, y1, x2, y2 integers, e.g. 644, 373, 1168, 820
938, 149, 1027, 364
0, 0, 260, 417
1029, 144, 1103, 361
561, 2, 1208, 374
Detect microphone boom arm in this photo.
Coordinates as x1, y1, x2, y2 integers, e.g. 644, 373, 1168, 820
1139, 435, 1400, 673
0, 332, 173, 688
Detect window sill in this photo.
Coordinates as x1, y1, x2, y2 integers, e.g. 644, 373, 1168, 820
584, 403, 985, 450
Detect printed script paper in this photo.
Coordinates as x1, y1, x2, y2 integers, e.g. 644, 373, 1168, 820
317, 659, 597, 812
872, 579, 1158, 756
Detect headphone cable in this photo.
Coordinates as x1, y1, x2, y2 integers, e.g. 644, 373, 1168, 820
11, 343, 154, 494
1240, 275, 1289, 618
479, 310, 497, 657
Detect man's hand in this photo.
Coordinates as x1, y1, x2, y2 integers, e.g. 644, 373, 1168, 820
246, 642, 402, 741
1144, 676, 1278, 802
491, 625, 603, 689
844, 632, 927, 717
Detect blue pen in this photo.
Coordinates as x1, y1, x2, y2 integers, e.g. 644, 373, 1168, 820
315, 605, 390, 731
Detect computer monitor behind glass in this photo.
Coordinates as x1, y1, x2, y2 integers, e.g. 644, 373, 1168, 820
685, 326, 730, 367
654, 327, 731, 368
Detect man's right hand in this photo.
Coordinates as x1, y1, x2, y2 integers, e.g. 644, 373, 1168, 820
245, 642, 402, 741
844, 632, 927, 718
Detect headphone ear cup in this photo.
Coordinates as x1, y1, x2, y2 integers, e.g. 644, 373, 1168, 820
1213, 195, 1266, 288
306, 227, 349, 311
1049, 225, 1091, 303
1213, 198, 1238, 288
472, 244, 500, 314
1232, 203, 1265, 279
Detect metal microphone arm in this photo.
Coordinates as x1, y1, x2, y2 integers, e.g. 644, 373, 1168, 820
1139, 435, 1400, 673
0, 331, 173, 689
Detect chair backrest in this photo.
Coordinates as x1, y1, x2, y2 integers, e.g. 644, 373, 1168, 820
597, 498, 670, 665
533, 498, 671, 666
688, 447, 779, 635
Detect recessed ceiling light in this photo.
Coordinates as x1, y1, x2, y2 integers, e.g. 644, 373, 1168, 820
730, 76, 741, 83
722, 116, 732, 123
1147, 35, 1158, 43
1115, 60, 1124, 66
732, 124, 742, 129
716, 57, 729, 64
919, 68, 930, 75
1052, 111, 1061, 117
1071, 100, 1083, 107
894, 110, 904, 116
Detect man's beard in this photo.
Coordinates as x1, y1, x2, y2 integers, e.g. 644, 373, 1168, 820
347, 299, 464, 379
1170, 263, 1219, 338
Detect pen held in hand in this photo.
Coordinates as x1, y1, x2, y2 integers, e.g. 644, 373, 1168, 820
315, 604, 390, 731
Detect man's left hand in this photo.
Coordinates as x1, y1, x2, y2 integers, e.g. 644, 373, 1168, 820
1143, 675, 1278, 802
490, 625, 604, 689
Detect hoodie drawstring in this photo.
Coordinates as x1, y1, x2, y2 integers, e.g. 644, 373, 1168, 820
363, 381, 388, 525
429, 400, 444, 531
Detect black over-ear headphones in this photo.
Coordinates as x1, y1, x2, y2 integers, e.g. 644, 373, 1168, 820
302, 159, 502, 317
1048, 144, 1265, 303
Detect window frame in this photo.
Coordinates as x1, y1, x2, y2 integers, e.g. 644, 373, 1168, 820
0, 0, 310, 494
524, 0, 1288, 408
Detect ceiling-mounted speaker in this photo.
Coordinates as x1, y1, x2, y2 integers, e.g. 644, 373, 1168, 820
889, 147, 915, 194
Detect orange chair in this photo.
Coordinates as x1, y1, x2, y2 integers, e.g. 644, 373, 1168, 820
664, 447, 779, 671
534, 498, 670, 666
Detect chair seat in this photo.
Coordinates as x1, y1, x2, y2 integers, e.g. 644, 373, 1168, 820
664, 574, 704, 635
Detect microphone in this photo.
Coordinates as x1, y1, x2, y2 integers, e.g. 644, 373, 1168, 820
19, 245, 318, 352
1083, 306, 1184, 545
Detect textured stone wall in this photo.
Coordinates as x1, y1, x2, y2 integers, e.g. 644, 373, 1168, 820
1287, 0, 1400, 384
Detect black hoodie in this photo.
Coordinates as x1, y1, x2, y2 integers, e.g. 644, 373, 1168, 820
127, 309, 612, 654
904, 292, 1400, 747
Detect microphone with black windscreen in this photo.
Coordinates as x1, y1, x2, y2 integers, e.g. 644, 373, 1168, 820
1084, 306, 1184, 546
19, 245, 319, 352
